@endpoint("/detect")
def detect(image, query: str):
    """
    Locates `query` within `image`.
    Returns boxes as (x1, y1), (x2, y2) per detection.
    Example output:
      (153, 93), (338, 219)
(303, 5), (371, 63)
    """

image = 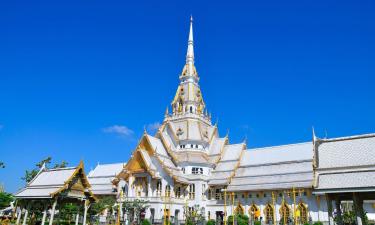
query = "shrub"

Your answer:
(313, 221), (323, 225)
(254, 221), (261, 225)
(227, 215), (234, 225)
(237, 214), (249, 225)
(304, 223), (310, 225)
(142, 219), (151, 225)
(186, 219), (194, 225)
(207, 219), (216, 225)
